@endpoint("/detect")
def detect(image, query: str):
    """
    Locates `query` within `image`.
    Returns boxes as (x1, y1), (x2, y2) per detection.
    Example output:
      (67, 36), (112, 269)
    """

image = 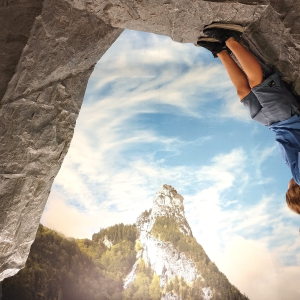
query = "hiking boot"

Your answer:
(197, 37), (231, 58)
(203, 23), (244, 43)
